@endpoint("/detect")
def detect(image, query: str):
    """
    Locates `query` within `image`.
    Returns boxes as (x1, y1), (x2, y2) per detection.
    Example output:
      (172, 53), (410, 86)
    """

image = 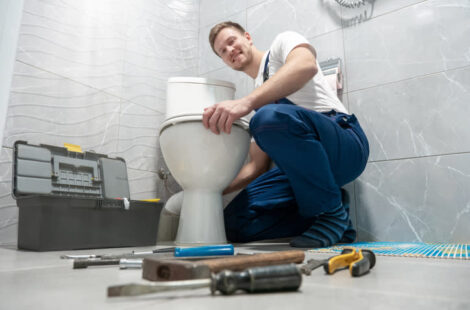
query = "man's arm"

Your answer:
(245, 44), (318, 111)
(203, 44), (318, 134)
(223, 141), (271, 195)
